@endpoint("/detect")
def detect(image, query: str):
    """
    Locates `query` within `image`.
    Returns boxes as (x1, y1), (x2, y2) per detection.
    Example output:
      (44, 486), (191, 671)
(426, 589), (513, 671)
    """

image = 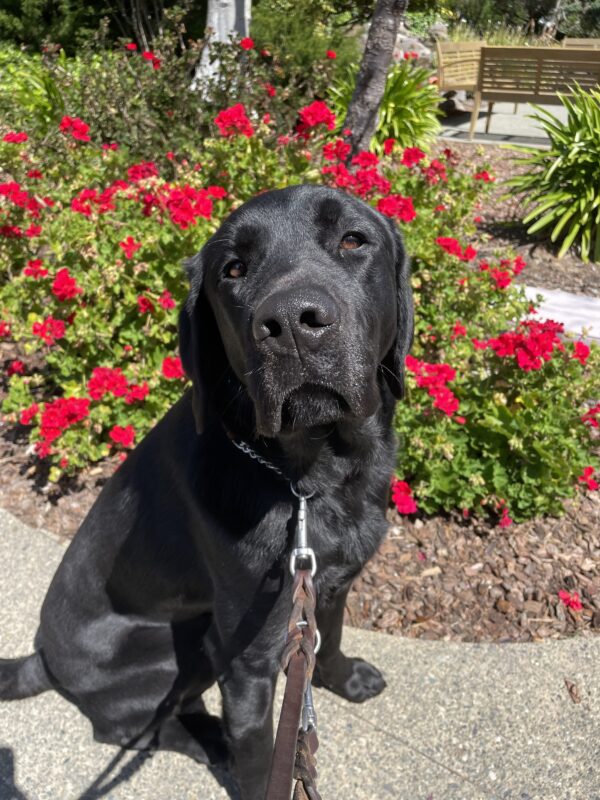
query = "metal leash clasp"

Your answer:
(289, 484), (317, 577)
